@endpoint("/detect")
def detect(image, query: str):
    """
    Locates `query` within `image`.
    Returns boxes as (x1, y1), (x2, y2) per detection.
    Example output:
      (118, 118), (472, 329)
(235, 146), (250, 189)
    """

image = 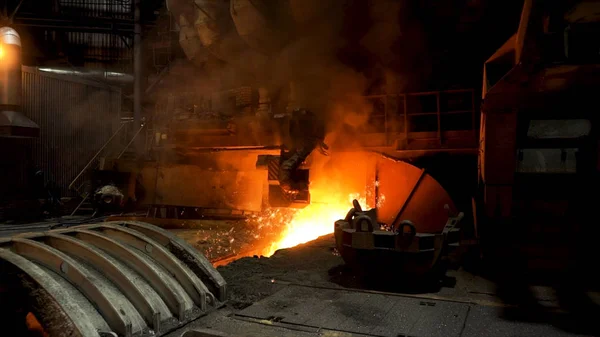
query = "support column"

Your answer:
(133, 0), (142, 154)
